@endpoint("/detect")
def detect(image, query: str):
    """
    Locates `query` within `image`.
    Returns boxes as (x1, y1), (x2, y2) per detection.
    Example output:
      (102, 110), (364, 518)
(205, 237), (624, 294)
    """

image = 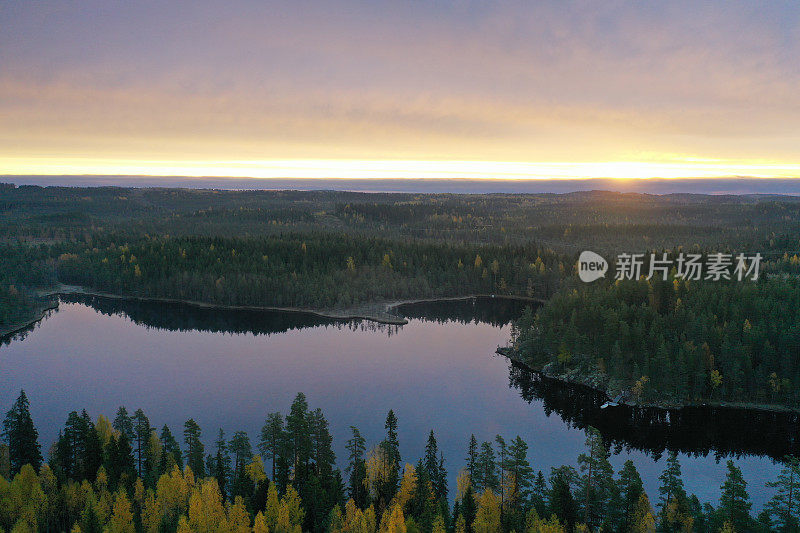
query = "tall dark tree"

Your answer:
(105, 432), (135, 492)
(766, 456), (800, 532)
(506, 436), (534, 512)
(719, 460), (752, 533)
(475, 441), (498, 493)
(132, 408), (151, 478)
(495, 435), (507, 513)
(229, 430), (253, 498)
(424, 430), (447, 501)
(183, 418), (205, 478)
(576, 428), (616, 530)
(81, 410), (103, 482)
(548, 466), (577, 532)
(112, 406), (134, 442)
(531, 471), (548, 517)
(409, 458), (437, 532)
(378, 409), (401, 505)
(657, 451), (689, 532)
(258, 412), (285, 482)
(286, 392), (312, 481)
(208, 429), (231, 499)
(618, 460), (644, 531)
(309, 408), (335, 479)
(345, 426), (368, 507)
(2, 390), (42, 475)
(466, 434), (478, 484)
(159, 424), (183, 472)
(53, 411), (84, 481)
